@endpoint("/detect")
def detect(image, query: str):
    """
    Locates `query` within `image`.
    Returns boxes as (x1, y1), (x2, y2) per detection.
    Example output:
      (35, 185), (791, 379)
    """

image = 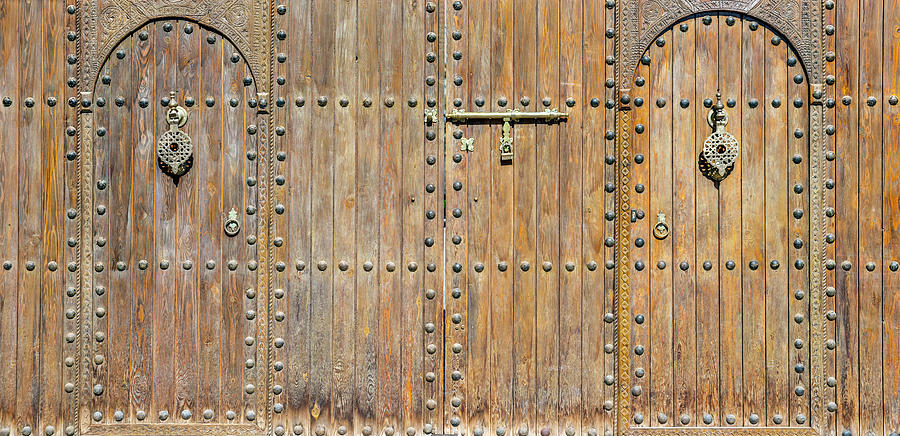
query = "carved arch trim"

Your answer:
(76, 0), (274, 96)
(617, 0), (823, 88)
